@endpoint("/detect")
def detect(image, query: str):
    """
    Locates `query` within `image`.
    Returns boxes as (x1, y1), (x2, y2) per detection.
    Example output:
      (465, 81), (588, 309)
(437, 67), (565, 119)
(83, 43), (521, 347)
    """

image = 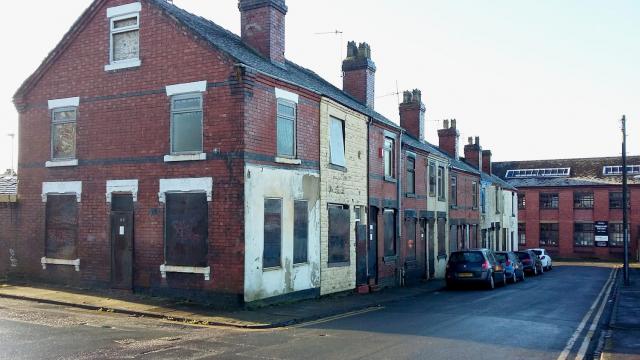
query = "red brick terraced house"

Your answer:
(10, 0), (401, 305)
(493, 157), (640, 261)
